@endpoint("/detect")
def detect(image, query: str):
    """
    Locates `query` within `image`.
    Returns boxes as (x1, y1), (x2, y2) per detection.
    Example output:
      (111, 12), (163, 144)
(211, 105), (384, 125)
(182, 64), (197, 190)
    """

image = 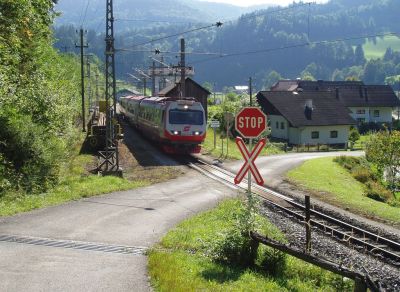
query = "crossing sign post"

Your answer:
(234, 107), (267, 200)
